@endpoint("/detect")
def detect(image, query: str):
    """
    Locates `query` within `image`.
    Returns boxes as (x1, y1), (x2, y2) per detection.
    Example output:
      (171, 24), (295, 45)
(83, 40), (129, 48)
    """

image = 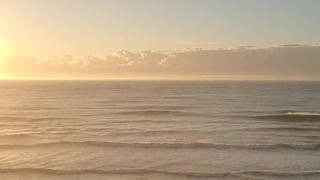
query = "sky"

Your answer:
(0, 0), (319, 79)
